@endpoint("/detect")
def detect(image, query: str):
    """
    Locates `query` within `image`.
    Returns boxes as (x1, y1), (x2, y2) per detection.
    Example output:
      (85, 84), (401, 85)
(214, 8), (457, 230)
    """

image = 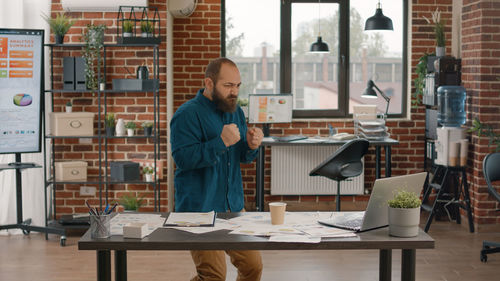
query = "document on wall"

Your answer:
(163, 211), (216, 227)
